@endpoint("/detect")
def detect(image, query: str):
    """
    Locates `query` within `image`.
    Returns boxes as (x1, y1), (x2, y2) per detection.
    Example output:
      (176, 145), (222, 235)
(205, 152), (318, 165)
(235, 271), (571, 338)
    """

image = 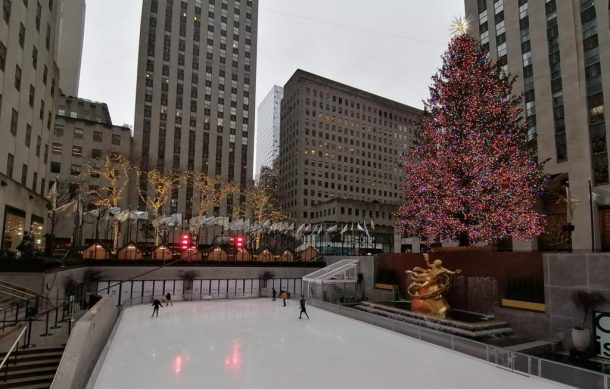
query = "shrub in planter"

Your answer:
(571, 291), (607, 351)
